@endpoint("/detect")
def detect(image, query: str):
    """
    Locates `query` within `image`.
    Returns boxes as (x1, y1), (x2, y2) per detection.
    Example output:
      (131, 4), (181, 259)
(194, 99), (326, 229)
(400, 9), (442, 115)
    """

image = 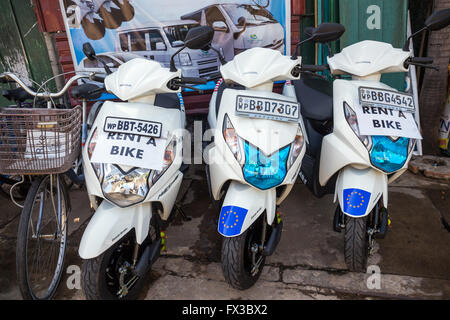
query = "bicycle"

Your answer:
(0, 71), (95, 299)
